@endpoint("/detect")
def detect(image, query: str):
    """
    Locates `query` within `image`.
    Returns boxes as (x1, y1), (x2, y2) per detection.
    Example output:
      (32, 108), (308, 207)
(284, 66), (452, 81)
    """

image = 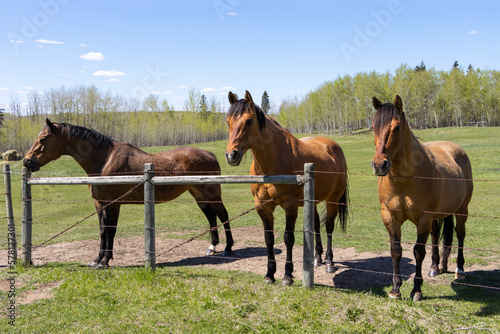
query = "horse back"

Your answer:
(299, 136), (347, 173)
(424, 141), (472, 180)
